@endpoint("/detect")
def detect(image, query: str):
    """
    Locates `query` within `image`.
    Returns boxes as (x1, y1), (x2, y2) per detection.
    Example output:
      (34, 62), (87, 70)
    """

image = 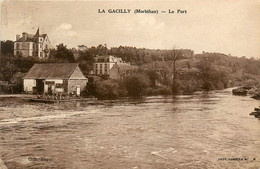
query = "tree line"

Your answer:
(1, 40), (260, 97)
